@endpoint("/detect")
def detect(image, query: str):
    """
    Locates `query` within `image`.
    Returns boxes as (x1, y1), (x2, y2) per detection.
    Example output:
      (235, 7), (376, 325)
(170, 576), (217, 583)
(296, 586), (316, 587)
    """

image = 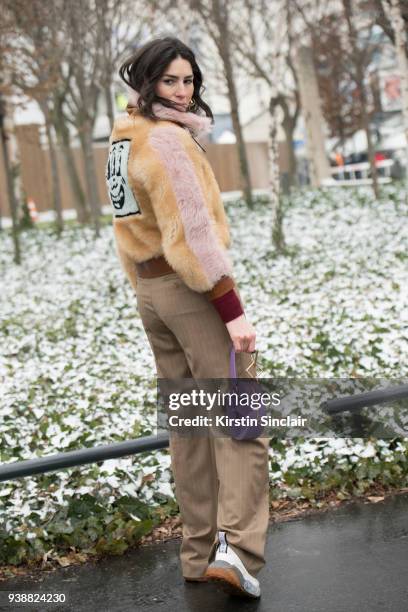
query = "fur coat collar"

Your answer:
(126, 87), (213, 139)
